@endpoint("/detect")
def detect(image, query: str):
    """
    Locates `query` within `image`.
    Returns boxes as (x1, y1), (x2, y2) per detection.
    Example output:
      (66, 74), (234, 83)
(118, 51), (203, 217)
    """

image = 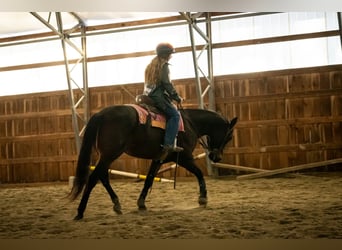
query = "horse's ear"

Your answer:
(230, 117), (238, 128)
